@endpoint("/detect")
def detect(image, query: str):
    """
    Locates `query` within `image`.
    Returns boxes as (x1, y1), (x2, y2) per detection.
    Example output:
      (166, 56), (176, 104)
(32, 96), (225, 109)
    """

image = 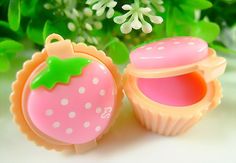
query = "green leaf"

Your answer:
(0, 55), (10, 72)
(175, 5), (195, 23)
(190, 21), (220, 43)
(21, 0), (38, 16)
(27, 20), (44, 45)
(106, 38), (129, 64)
(165, 1), (175, 37)
(210, 43), (236, 55)
(153, 23), (166, 39)
(180, 0), (212, 10)
(0, 21), (14, 36)
(0, 20), (23, 39)
(0, 21), (9, 29)
(8, 0), (21, 31)
(0, 40), (23, 54)
(0, 0), (9, 5)
(31, 56), (91, 90)
(169, 6), (195, 36)
(43, 20), (76, 41)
